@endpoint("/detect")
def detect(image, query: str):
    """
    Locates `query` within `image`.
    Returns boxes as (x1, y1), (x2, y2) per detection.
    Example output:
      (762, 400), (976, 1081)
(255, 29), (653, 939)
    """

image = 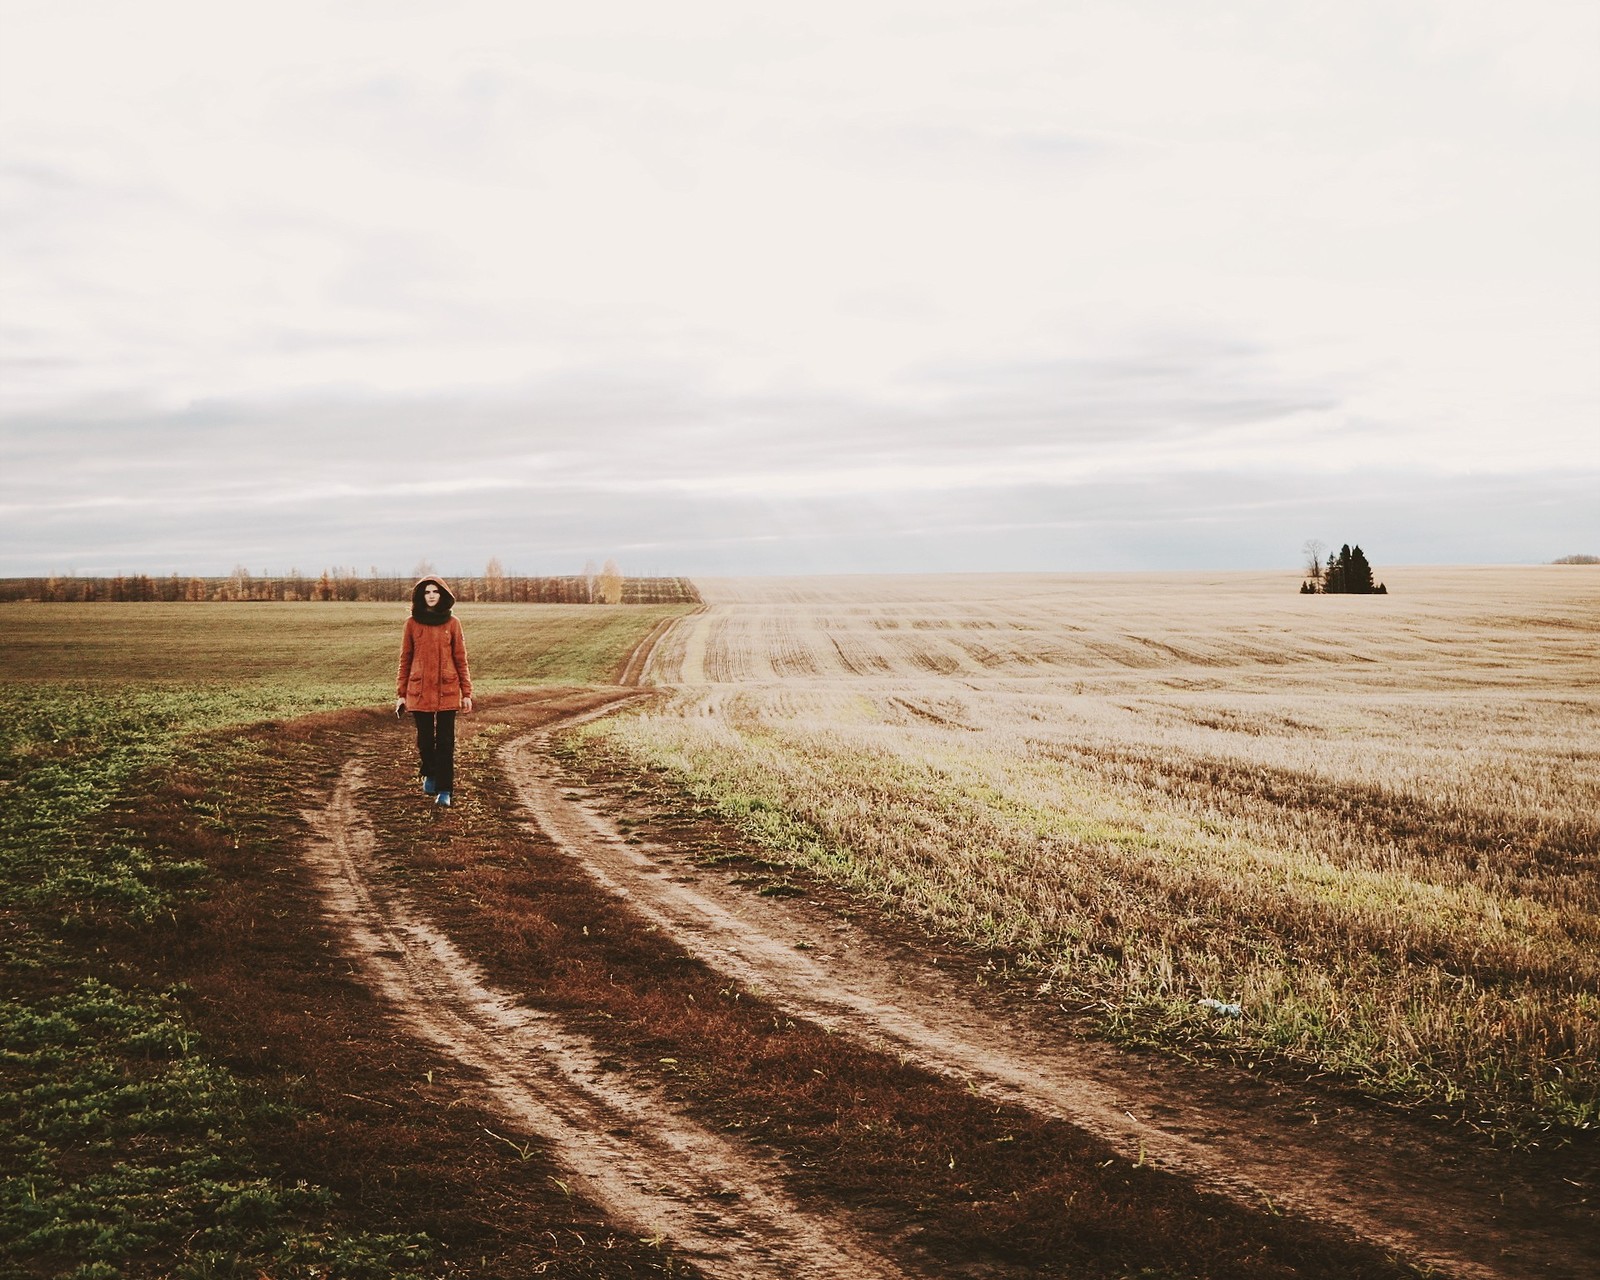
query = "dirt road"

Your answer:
(301, 761), (917, 1280)
(294, 641), (1593, 1277)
